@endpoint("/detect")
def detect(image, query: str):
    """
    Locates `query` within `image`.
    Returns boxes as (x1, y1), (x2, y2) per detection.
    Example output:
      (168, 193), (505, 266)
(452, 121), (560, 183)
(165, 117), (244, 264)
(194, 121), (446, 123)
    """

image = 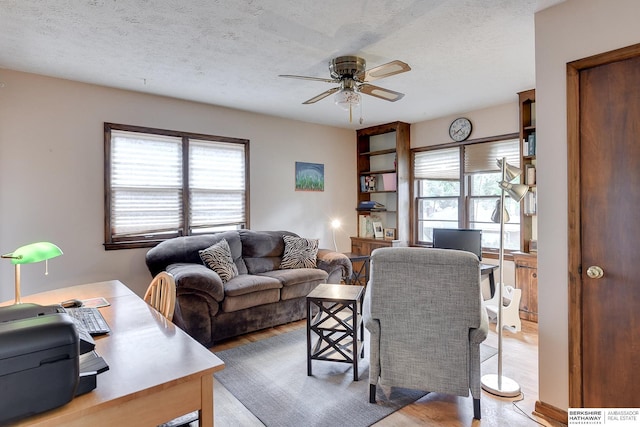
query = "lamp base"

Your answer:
(481, 374), (521, 398)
